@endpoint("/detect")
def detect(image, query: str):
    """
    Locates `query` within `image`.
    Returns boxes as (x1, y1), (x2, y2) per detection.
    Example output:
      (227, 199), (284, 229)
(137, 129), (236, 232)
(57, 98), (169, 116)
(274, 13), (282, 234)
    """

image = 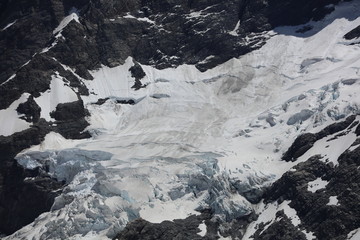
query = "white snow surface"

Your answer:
(302, 230), (317, 240)
(0, 93), (31, 136)
(0, 74), (16, 86)
(347, 228), (360, 240)
(197, 221), (207, 237)
(307, 178), (329, 193)
(7, 1), (360, 239)
(1, 19), (17, 31)
(53, 9), (80, 34)
(229, 20), (240, 36)
(327, 196), (340, 206)
(34, 73), (78, 121)
(242, 200), (302, 239)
